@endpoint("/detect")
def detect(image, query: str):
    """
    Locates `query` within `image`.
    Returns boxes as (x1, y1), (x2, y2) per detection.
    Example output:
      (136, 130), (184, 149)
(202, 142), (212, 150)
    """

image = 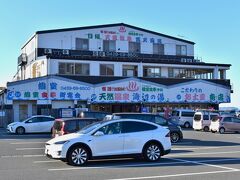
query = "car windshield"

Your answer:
(112, 115), (121, 120)
(20, 117), (31, 122)
(167, 118), (178, 126)
(211, 116), (220, 122)
(78, 121), (105, 134)
(172, 111), (179, 116)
